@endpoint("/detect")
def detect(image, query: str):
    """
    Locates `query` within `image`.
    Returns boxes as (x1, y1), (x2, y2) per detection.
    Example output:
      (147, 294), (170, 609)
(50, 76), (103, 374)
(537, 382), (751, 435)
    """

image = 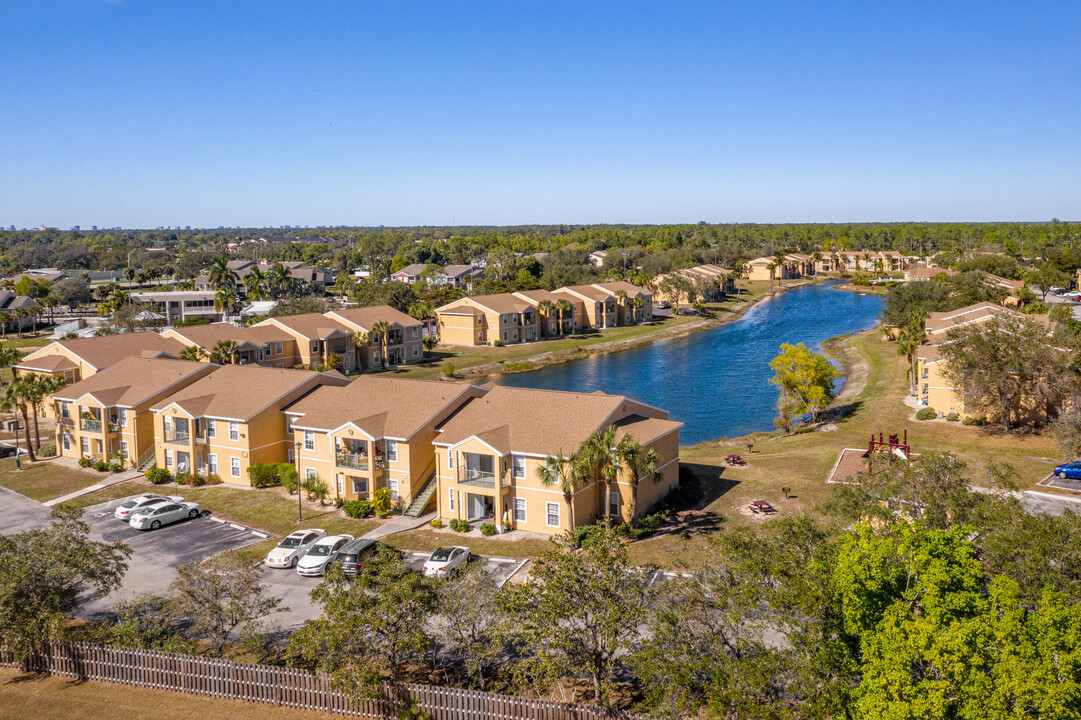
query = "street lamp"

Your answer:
(295, 441), (302, 522)
(12, 418), (20, 470)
